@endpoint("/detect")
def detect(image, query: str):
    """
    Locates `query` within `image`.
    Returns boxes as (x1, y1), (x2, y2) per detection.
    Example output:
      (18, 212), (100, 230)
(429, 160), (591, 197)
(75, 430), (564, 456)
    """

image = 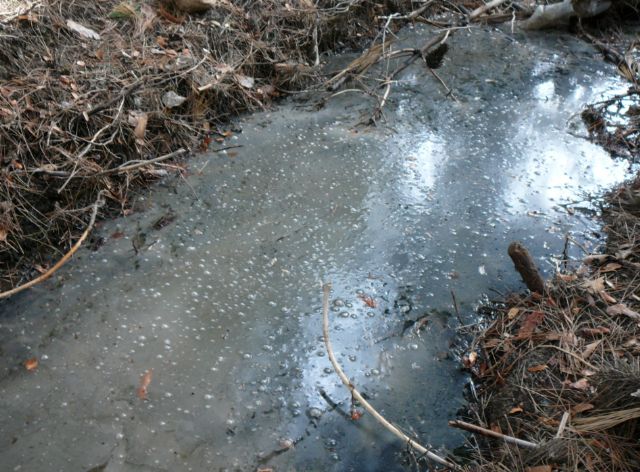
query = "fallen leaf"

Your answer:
(600, 262), (622, 273)
(583, 254), (608, 265)
(581, 340), (601, 360)
(134, 113), (148, 142)
(235, 74), (255, 89)
(162, 91), (187, 108)
(490, 423), (502, 434)
(66, 19), (101, 40)
(568, 378), (590, 390)
(357, 293), (376, 308)
(199, 135), (212, 152)
(623, 337), (638, 348)
(137, 368), (153, 400)
(462, 351), (478, 368)
(507, 307), (519, 319)
(527, 364), (548, 373)
(111, 230), (125, 240)
(580, 326), (610, 336)
(582, 277), (605, 294)
(560, 332), (578, 346)
(525, 466), (552, 472)
(24, 357), (38, 371)
(571, 403), (594, 414)
(509, 406), (523, 414)
(557, 273), (577, 282)
(607, 304), (640, 321)
(517, 311), (544, 339)
(600, 290), (617, 304)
